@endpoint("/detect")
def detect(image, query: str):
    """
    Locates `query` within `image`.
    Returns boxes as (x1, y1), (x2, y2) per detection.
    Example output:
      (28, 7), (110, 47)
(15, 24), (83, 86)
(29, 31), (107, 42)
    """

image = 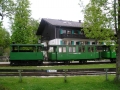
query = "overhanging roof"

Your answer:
(36, 18), (83, 35)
